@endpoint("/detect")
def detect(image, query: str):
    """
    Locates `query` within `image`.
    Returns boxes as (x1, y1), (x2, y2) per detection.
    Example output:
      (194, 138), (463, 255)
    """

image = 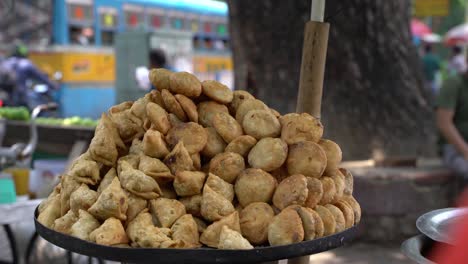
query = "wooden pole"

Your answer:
(291, 2), (329, 263)
(296, 0), (329, 118)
